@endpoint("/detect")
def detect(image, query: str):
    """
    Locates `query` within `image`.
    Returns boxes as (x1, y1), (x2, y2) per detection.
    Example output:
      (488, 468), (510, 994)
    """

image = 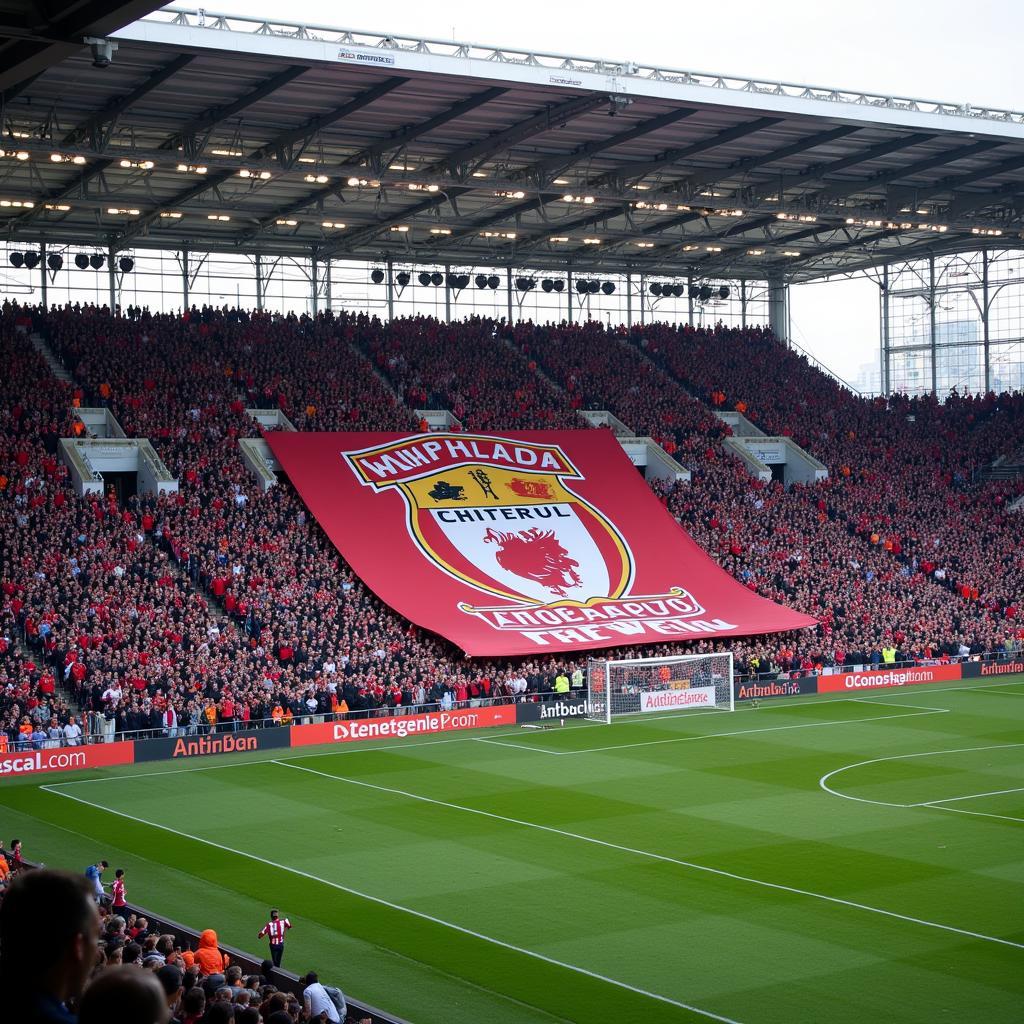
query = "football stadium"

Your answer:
(1, 2), (1023, 1022)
